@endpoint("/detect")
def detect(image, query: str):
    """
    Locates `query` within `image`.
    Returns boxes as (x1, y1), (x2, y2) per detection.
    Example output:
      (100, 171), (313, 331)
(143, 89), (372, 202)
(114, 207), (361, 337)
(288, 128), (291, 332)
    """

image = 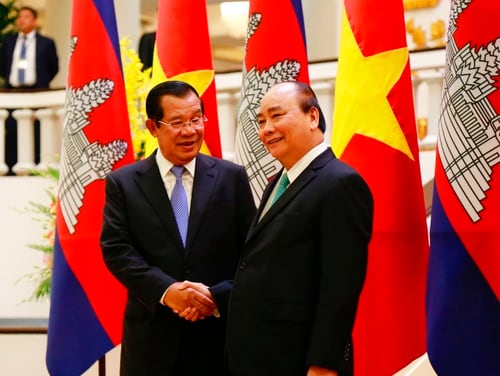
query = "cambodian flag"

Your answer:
(427, 0), (500, 374)
(46, 0), (134, 374)
(234, 0), (309, 204)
